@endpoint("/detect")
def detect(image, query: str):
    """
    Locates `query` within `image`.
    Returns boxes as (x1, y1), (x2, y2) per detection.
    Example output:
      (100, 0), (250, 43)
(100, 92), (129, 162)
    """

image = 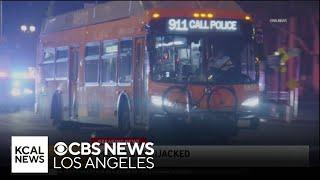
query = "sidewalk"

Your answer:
(258, 101), (319, 124)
